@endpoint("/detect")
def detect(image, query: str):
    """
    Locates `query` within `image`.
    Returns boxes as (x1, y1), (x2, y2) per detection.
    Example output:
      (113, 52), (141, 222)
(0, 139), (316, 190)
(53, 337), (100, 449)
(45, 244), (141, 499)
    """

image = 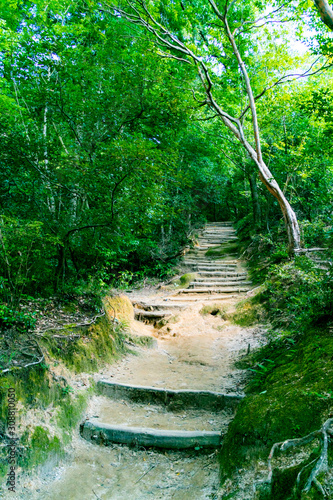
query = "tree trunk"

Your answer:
(248, 171), (261, 227)
(54, 244), (66, 291)
(113, 0), (302, 252)
(255, 161), (300, 253)
(314, 0), (333, 30)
